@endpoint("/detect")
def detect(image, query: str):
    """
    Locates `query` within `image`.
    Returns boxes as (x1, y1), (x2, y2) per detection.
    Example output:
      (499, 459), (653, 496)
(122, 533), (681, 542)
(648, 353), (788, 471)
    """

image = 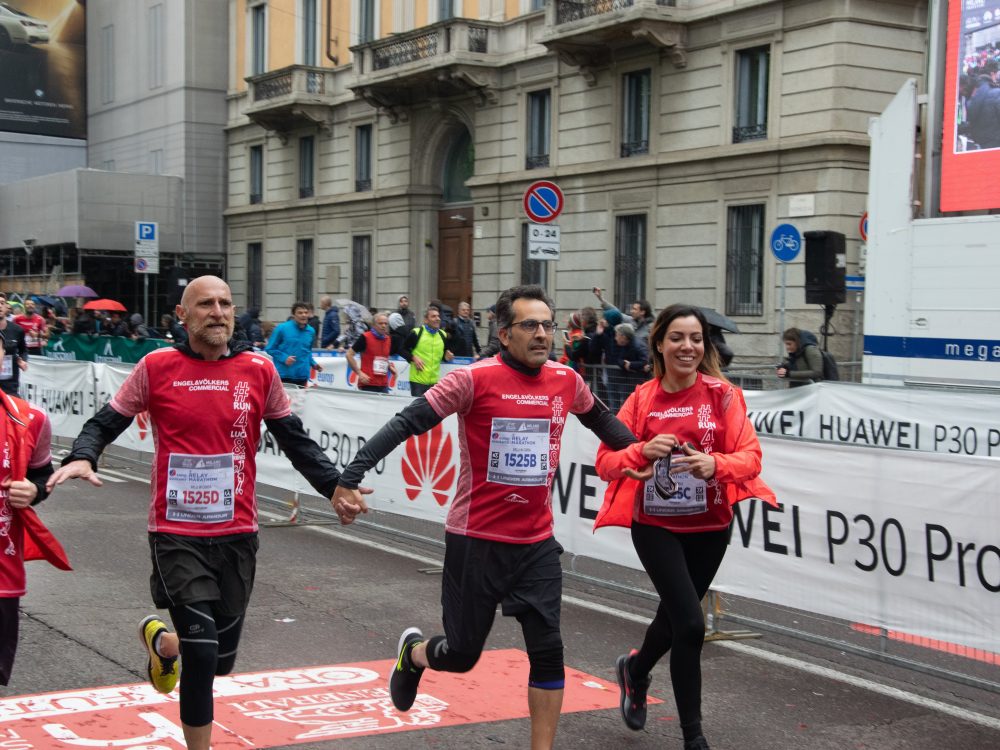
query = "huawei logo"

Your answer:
(401, 423), (456, 506)
(136, 411), (151, 441)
